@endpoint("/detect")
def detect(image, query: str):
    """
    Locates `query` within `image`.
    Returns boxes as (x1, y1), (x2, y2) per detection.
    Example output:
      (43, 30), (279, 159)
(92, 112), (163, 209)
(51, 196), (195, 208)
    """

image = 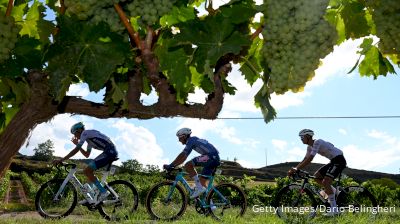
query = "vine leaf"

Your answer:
(173, 14), (250, 73)
(155, 38), (193, 103)
(339, 0), (371, 40)
(357, 39), (396, 79)
(254, 84), (276, 123)
(240, 37), (262, 86)
(160, 5), (196, 27)
(47, 16), (131, 100)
